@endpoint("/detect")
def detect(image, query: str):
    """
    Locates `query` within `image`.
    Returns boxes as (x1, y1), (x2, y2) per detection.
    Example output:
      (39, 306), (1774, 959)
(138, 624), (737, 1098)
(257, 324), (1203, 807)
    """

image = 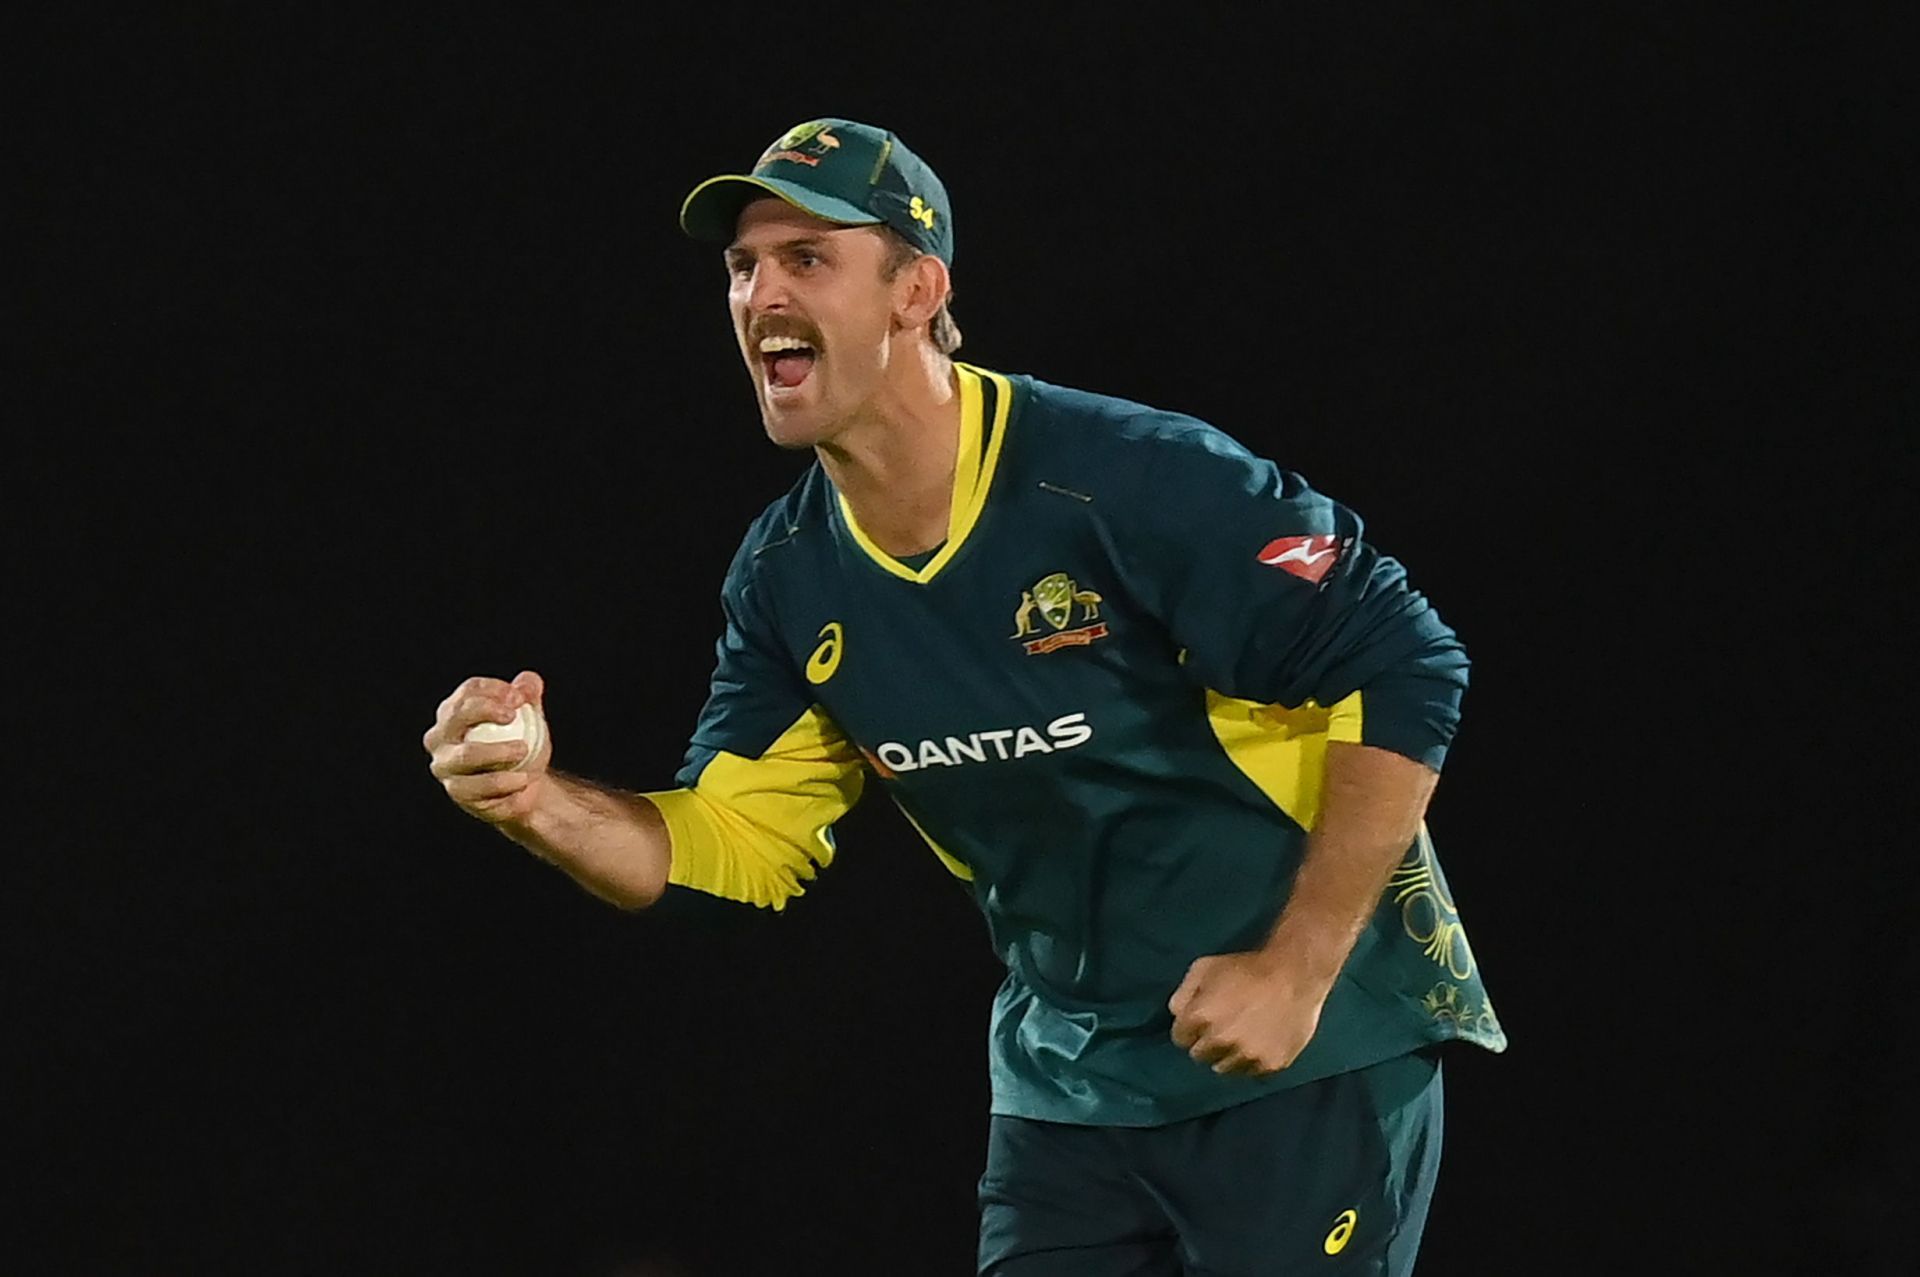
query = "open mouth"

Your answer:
(758, 334), (818, 392)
